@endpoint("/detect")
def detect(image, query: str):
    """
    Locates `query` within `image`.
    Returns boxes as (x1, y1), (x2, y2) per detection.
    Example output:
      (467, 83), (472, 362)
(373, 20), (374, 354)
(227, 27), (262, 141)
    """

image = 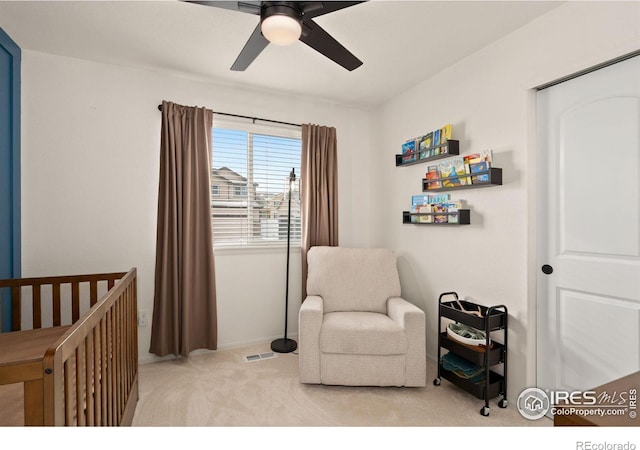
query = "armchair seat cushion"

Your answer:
(320, 312), (407, 356)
